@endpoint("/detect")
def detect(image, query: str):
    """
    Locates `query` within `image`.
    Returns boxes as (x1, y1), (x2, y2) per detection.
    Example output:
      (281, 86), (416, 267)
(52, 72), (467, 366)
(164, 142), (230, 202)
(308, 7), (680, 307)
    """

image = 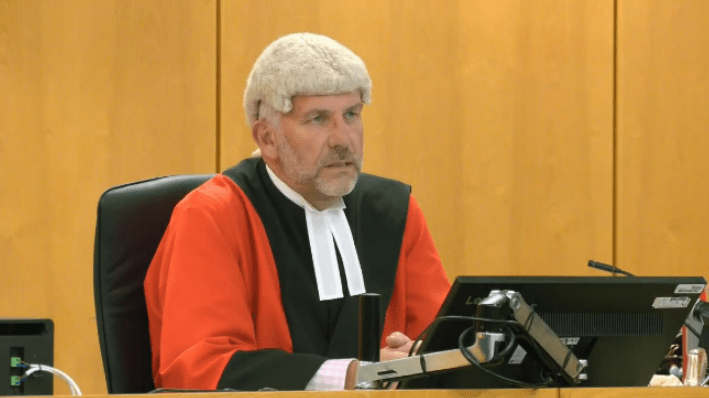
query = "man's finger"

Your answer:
(385, 331), (410, 348)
